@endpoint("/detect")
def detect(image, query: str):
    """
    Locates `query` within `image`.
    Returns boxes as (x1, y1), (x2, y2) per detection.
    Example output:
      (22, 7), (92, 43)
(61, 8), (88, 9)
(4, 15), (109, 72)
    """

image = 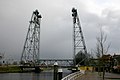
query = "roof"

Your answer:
(101, 54), (112, 60)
